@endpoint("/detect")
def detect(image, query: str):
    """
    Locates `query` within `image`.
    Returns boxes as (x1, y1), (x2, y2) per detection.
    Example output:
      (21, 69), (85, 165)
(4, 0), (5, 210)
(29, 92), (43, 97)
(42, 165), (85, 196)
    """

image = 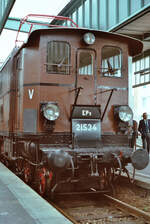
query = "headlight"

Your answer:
(83, 32), (95, 45)
(42, 103), (60, 121)
(118, 106), (133, 122)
